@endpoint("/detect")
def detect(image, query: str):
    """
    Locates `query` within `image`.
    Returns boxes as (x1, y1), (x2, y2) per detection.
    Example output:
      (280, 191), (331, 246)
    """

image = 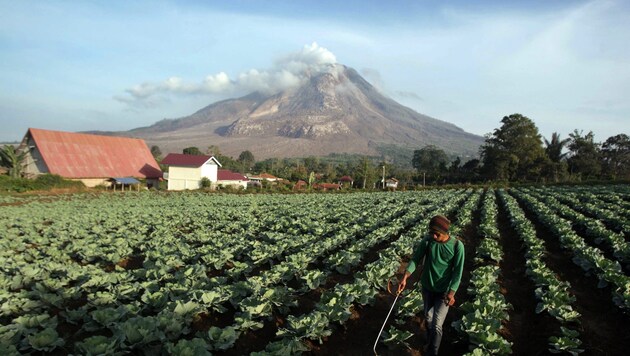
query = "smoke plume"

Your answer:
(115, 43), (338, 106)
